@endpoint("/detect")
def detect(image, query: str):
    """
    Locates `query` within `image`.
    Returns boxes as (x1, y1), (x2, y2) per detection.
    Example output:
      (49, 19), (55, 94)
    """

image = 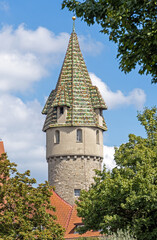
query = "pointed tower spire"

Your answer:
(42, 21), (107, 131)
